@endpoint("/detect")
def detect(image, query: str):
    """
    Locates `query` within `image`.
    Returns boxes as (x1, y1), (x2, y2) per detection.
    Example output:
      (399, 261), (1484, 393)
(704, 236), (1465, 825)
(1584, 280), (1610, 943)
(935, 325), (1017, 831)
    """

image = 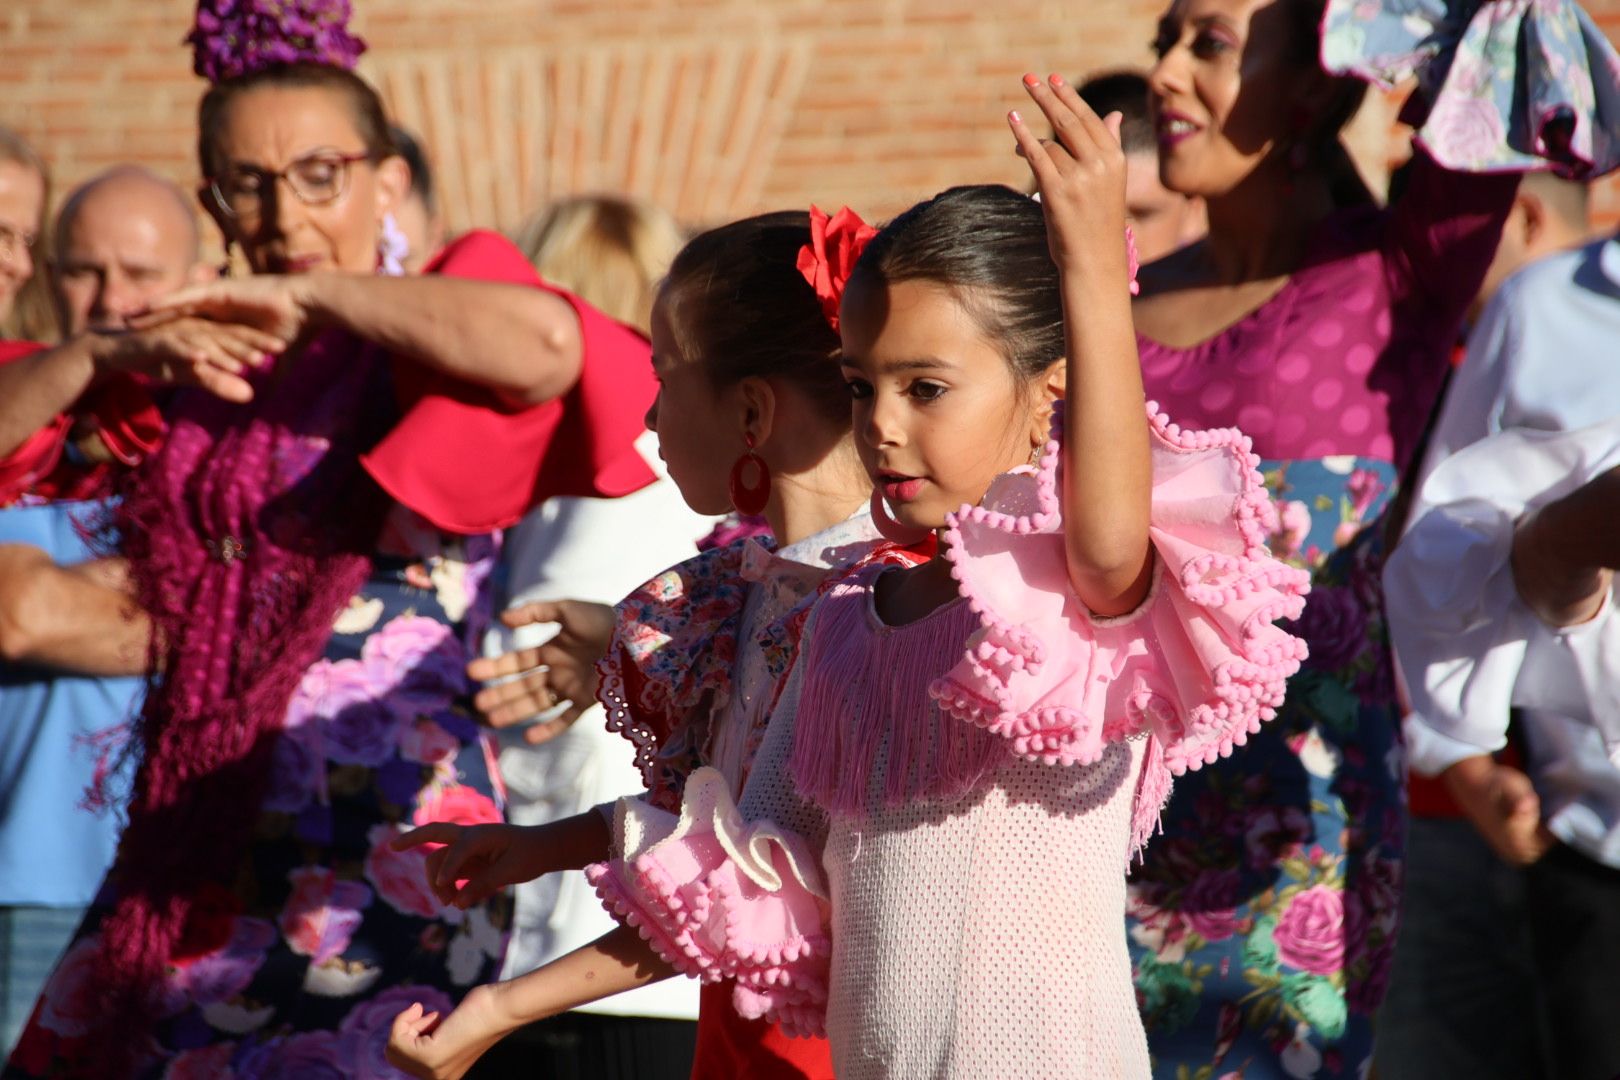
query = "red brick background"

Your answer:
(4, 0), (1618, 237)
